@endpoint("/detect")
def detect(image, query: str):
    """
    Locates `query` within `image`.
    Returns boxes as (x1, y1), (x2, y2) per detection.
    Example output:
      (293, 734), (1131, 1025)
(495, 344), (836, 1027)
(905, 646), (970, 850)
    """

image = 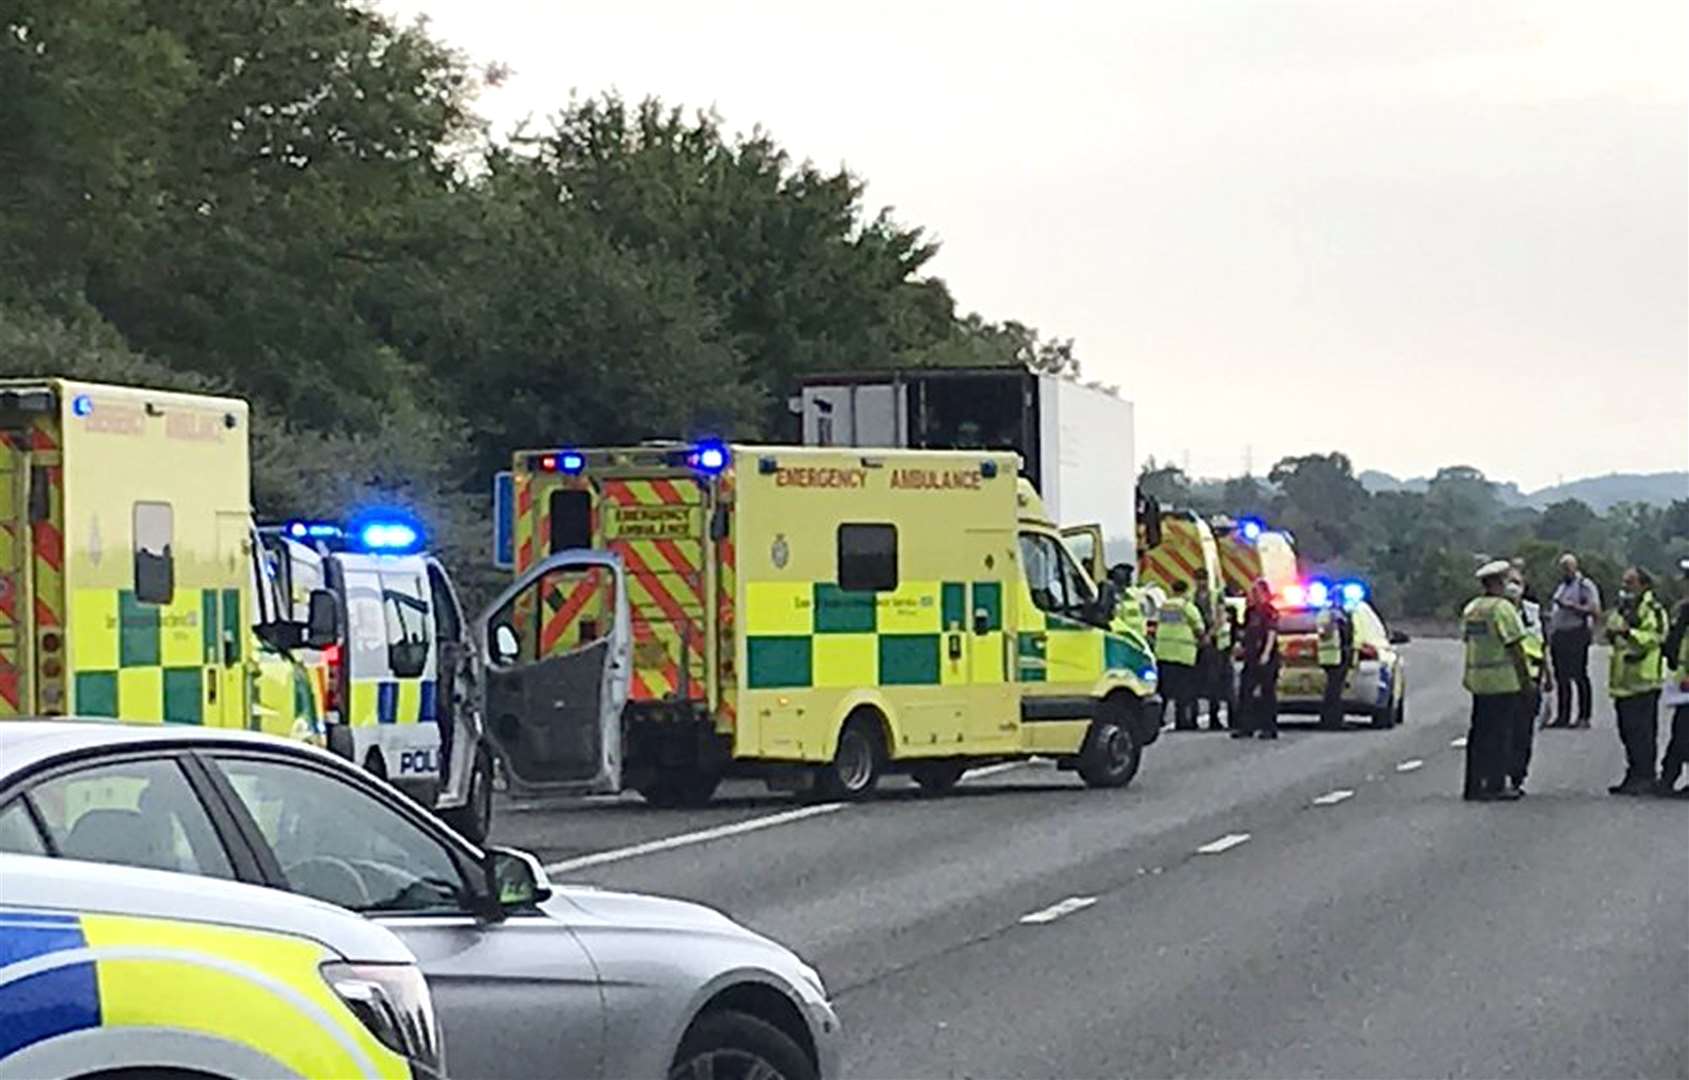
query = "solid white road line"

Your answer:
(1312, 789), (1355, 806)
(1451, 737), (1468, 748)
(1396, 759), (1425, 773)
(1196, 832), (1252, 855)
(1019, 896), (1099, 925)
(544, 803), (846, 874)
